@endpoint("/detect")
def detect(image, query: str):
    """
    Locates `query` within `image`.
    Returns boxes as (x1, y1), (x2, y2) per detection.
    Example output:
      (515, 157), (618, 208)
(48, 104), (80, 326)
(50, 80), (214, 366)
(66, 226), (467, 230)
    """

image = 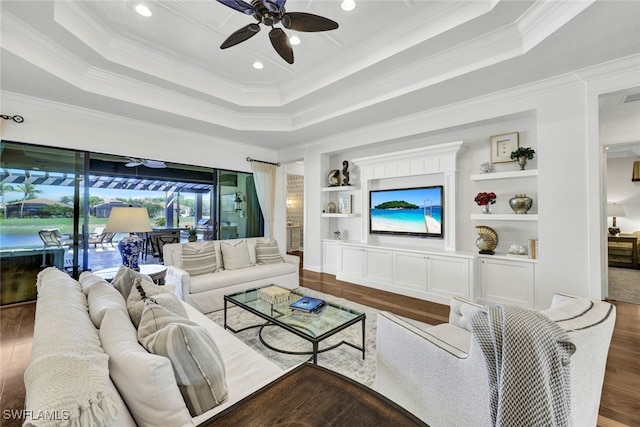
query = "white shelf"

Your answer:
(321, 185), (357, 192)
(470, 214), (538, 221)
(321, 213), (359, 218)
(470, 169), (538, 181)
